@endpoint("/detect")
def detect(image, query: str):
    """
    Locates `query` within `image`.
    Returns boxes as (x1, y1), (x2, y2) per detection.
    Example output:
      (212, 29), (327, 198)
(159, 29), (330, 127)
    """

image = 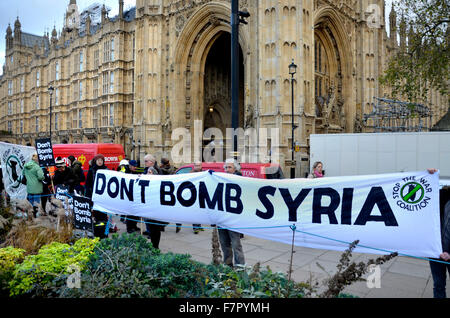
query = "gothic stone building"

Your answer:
(0, 0), (448, 176)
